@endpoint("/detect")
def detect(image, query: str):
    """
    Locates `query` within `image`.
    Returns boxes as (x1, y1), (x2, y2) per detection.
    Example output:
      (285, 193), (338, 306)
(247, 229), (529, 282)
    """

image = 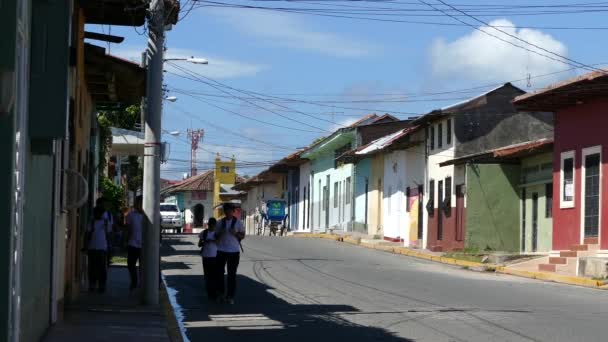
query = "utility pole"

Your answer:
(187, 128), (204, 176)
(142, 0), (165, 305)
